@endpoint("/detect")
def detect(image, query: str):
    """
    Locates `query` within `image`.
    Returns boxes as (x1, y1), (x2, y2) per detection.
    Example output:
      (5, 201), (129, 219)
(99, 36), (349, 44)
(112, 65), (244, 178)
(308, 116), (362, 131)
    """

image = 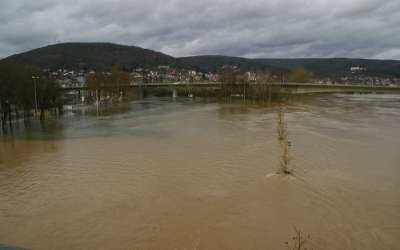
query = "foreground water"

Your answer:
(0, 94), (399, 250)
